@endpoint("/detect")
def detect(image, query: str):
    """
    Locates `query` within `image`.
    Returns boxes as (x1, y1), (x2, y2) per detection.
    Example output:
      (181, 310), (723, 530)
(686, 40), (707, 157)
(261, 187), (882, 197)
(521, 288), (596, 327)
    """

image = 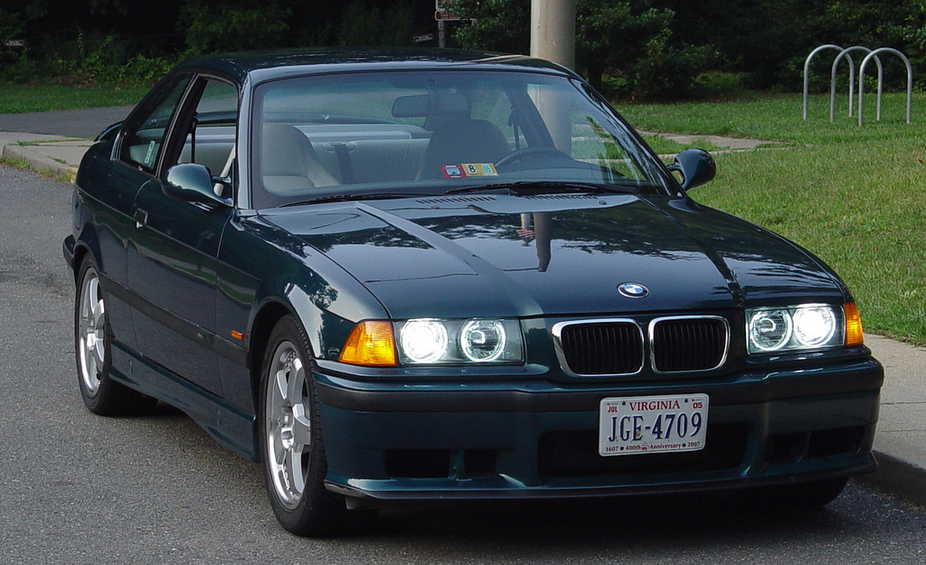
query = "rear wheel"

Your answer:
(74, 257), (155, 416)
(260, 314), (371, 536)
